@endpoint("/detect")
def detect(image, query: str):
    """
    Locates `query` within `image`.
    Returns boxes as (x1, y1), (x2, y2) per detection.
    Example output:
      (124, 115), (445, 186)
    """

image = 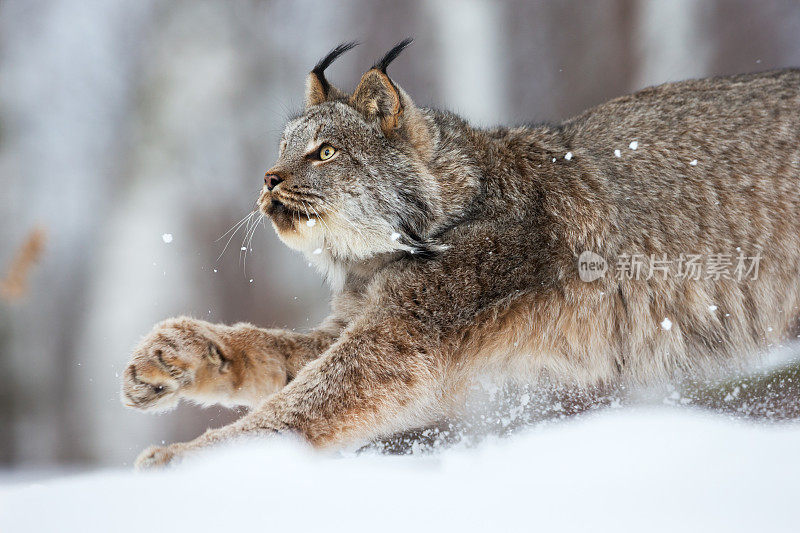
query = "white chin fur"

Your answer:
(272, 214), (408, 261)
(271, 214), (412, 291)
(271, 217), (322, 254)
